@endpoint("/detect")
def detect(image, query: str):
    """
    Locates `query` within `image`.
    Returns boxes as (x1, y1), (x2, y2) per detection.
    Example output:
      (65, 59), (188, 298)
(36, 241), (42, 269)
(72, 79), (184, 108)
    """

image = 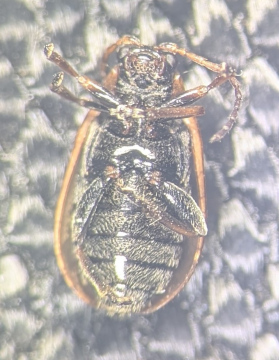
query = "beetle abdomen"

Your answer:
(74, 177), (184, 314)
